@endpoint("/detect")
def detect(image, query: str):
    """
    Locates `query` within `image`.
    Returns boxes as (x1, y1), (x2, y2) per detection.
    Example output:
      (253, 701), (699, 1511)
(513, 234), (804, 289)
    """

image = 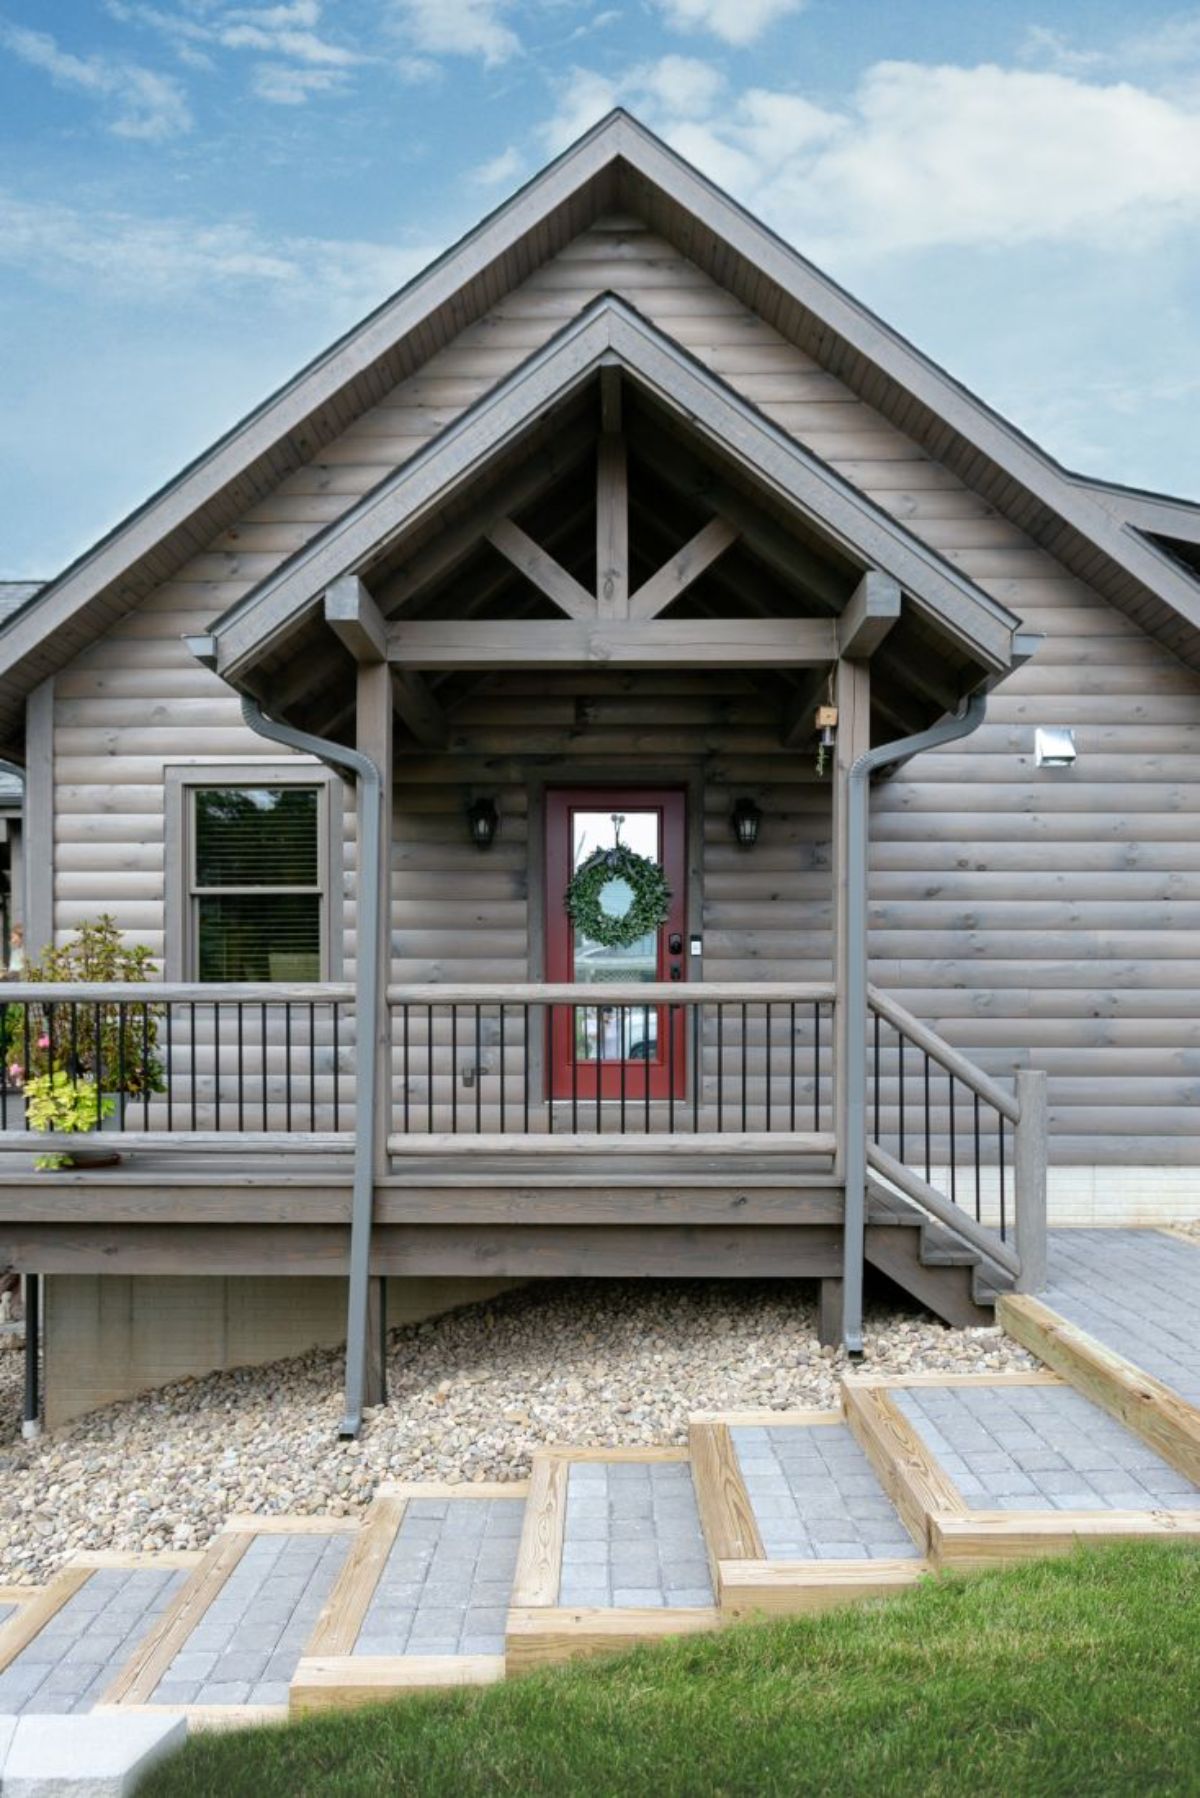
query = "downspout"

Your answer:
(841, 691), (989, 1354)
(237, 694), (381, 1439)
